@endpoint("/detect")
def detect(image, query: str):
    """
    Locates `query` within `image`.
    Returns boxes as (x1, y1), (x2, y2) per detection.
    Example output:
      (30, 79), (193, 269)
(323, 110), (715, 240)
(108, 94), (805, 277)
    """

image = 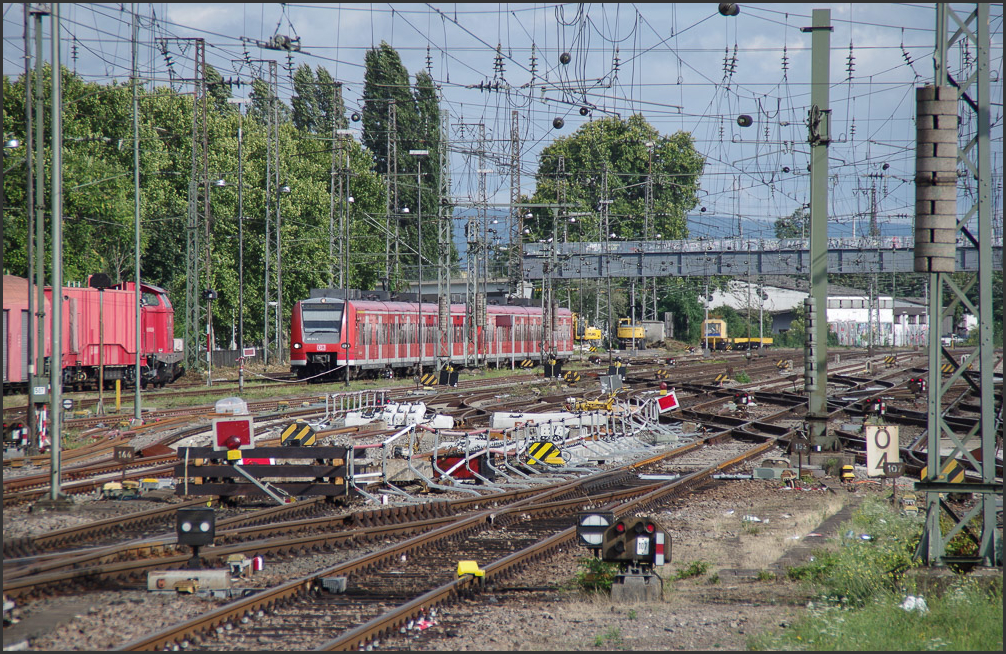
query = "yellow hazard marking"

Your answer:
(281, 420), (316, 446)
(920, 459), (965, 483)
(526, 441), (565, 466)
(420, 373), (438, 386)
